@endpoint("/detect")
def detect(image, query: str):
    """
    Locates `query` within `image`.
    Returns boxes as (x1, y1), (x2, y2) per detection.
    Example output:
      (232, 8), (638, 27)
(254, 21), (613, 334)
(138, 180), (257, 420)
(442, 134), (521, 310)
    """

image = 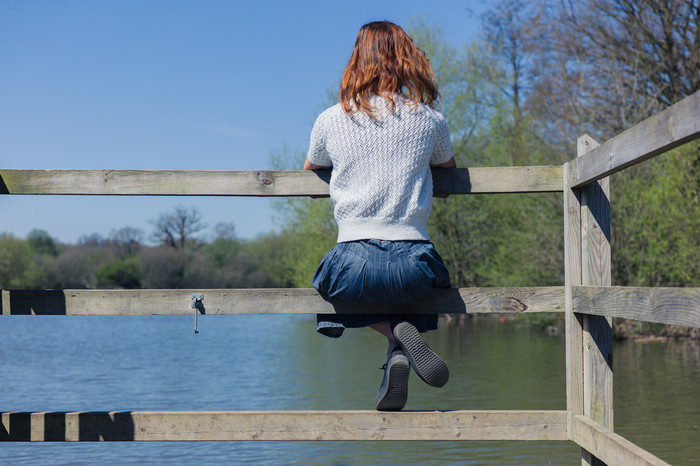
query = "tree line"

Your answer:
(0, 205), (293, 290)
